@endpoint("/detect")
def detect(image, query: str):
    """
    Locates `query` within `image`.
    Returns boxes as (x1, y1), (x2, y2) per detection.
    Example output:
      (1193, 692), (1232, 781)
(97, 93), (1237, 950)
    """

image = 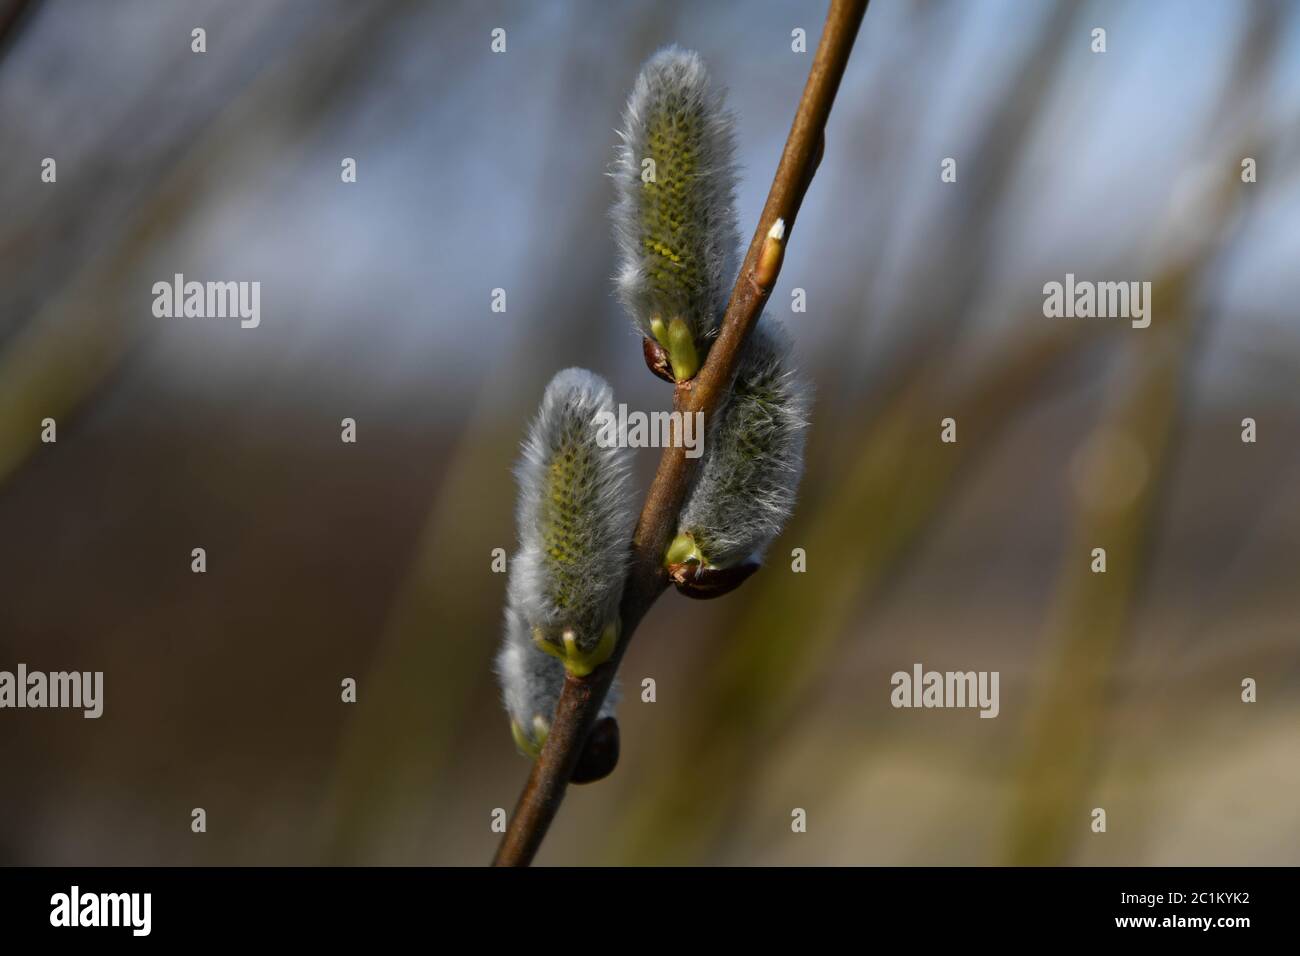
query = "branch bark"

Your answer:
(492, 0), (869, 867)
